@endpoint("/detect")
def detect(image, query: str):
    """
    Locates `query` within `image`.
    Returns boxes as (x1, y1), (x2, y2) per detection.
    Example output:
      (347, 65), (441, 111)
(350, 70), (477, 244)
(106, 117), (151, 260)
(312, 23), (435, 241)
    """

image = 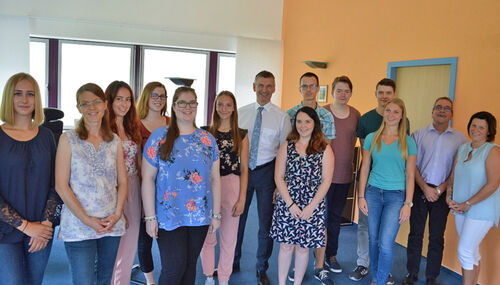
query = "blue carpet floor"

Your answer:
(43, 196), (462, 284)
